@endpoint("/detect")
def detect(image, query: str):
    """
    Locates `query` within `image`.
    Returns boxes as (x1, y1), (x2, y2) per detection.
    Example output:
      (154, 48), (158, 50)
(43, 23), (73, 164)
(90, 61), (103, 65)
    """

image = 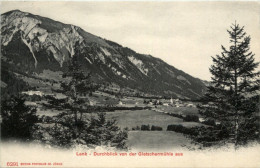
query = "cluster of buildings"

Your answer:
(21, 90), (197, 109)
(140, 97), (197, 108)
(160, 98), (196, 108)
